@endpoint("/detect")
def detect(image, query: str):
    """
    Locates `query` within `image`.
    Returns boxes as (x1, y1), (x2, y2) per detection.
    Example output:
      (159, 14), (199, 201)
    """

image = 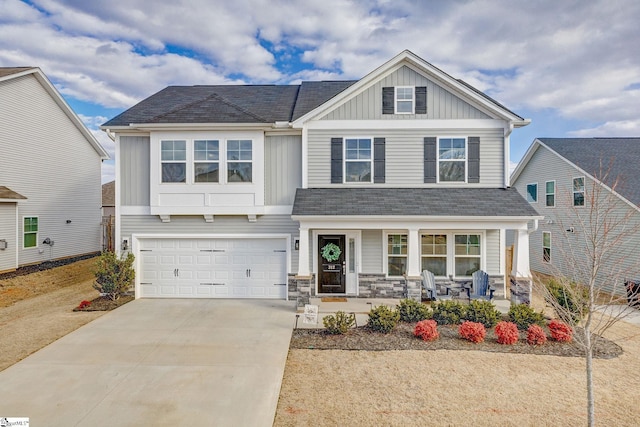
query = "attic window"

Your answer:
(395, 87), (414, 114)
